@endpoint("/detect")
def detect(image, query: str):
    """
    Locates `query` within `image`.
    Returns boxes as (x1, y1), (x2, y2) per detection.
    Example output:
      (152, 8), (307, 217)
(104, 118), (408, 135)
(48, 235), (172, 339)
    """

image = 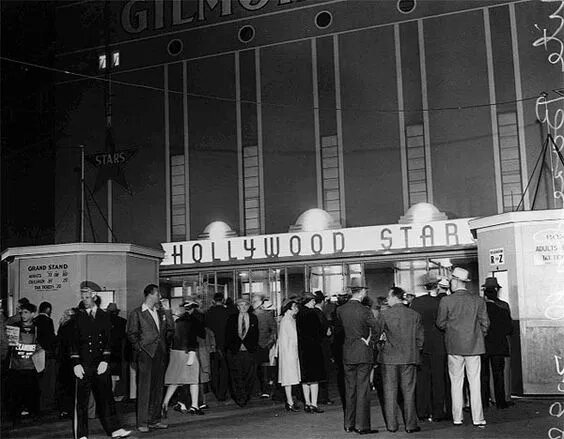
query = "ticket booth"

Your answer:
(470, 209), (564, 395)
(1, 243), (164, 328)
